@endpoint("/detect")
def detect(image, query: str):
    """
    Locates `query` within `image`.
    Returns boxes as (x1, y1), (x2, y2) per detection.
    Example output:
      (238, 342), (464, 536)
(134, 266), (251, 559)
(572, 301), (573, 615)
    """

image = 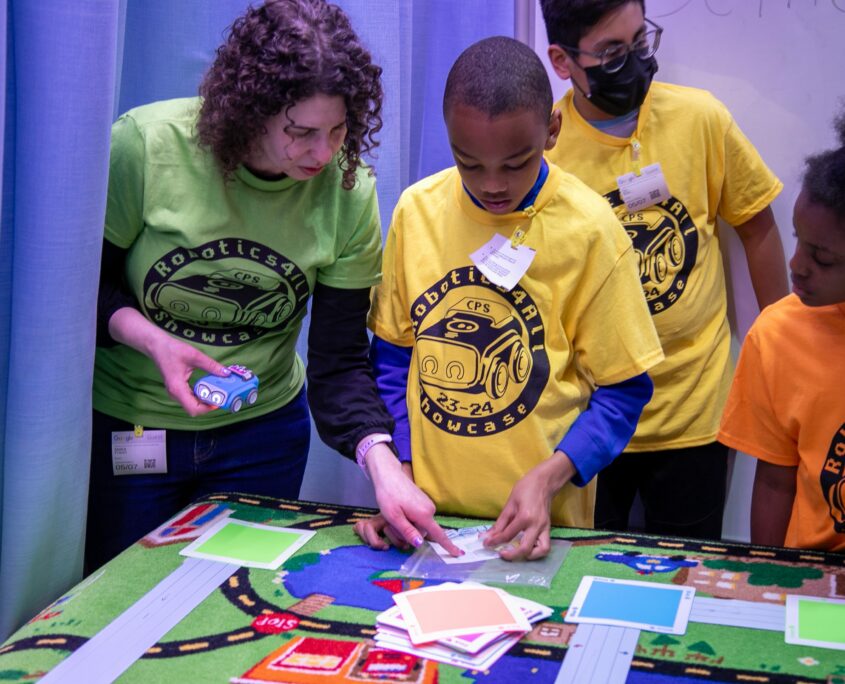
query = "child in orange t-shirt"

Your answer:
(718, 110), (845, 551)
